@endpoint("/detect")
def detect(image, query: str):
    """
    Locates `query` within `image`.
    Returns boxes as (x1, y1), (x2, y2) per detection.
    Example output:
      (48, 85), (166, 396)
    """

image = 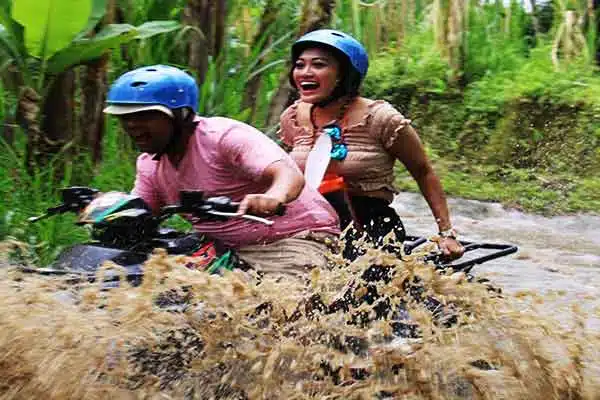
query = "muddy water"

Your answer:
(392, 191), (600, 329)
(1, 194), (600, 398)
